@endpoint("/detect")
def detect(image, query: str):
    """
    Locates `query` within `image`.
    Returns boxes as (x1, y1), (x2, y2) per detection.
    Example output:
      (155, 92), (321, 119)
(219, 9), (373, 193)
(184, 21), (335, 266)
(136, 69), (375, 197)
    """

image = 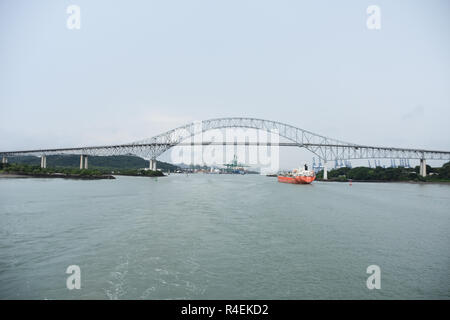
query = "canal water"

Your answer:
(0, 174), (449, 299)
